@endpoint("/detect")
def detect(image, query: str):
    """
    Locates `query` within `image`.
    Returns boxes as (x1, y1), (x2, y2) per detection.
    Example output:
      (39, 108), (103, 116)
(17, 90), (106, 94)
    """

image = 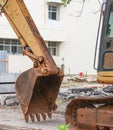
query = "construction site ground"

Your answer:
(0, 74), (109, 130)
(0, 106), (65, 130)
